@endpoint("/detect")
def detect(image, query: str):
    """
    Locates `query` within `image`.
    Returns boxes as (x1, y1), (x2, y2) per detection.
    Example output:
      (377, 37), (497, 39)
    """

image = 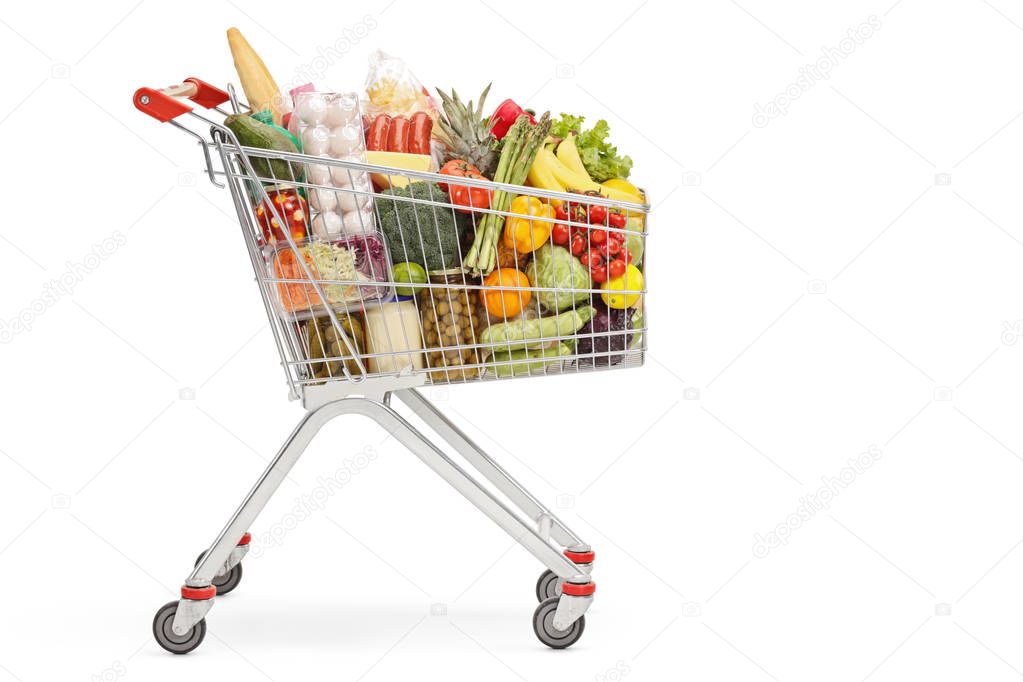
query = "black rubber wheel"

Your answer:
(535, 569), (562, 602)
(153, 600), (206, 654)
(533, 596), (585, 649)
(195, 551), (243, 596)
